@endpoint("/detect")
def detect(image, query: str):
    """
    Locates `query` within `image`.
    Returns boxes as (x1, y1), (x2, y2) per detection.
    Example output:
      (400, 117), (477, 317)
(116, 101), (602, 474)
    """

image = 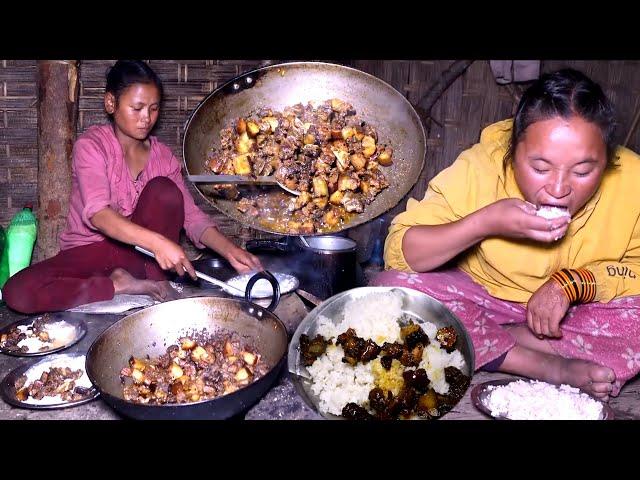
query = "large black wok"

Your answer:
(183, 61), (427, 235)
(85, 293), (287, 420)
